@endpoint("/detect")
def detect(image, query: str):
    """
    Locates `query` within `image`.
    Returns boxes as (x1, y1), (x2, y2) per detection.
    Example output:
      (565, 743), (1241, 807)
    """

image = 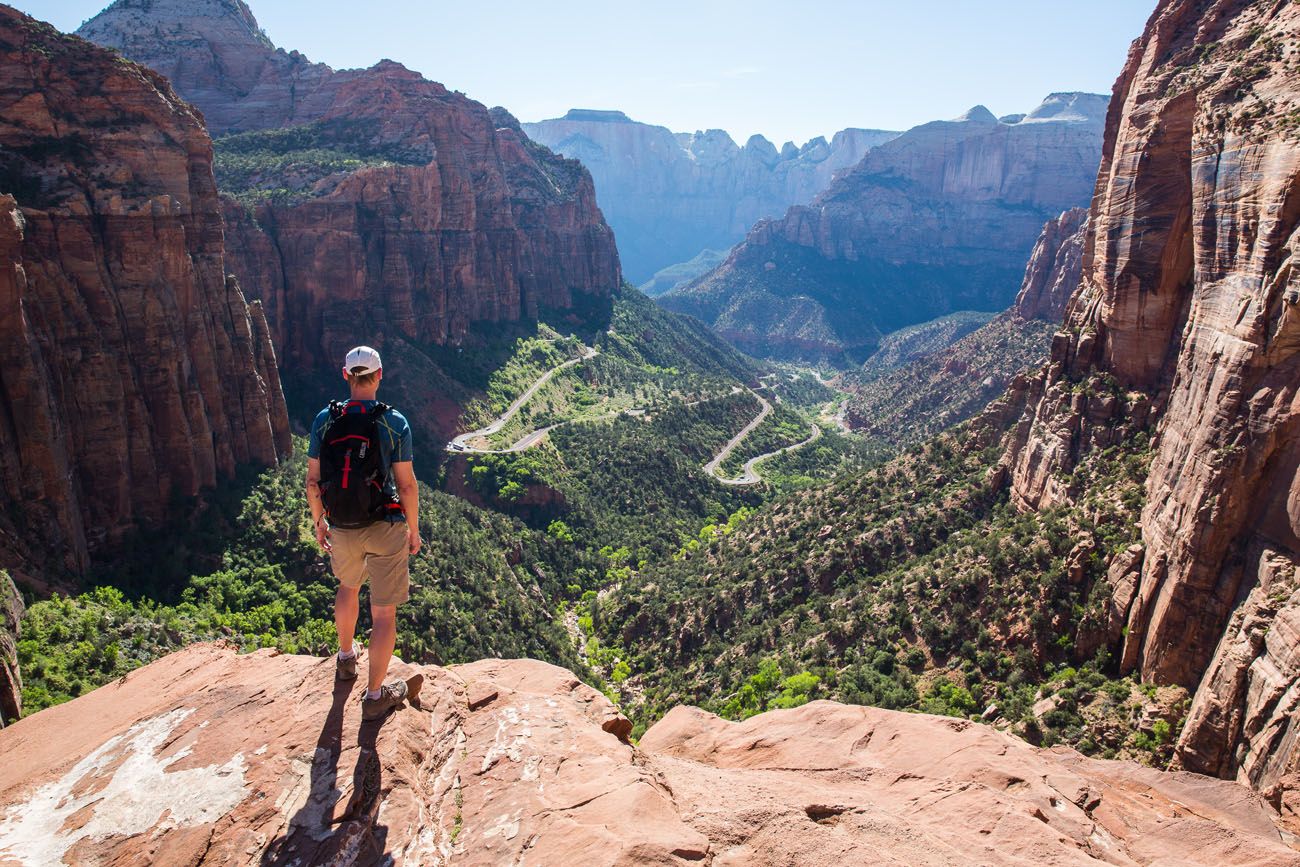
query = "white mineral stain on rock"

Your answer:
(482, 811), (521, 841)
(0, 708), (248, 865)
(480, 705), (533, 774)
